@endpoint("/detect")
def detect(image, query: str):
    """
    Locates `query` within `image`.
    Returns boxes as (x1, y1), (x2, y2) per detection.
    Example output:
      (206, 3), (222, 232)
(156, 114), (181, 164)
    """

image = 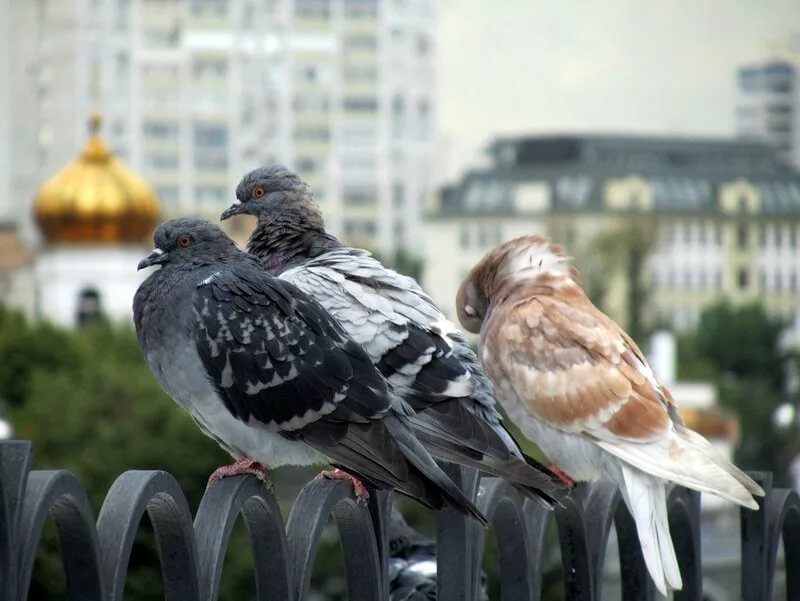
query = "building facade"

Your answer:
(7, 0), (436, 256)
(736, 60), (800, 169)
(423, 135), (800, 343)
